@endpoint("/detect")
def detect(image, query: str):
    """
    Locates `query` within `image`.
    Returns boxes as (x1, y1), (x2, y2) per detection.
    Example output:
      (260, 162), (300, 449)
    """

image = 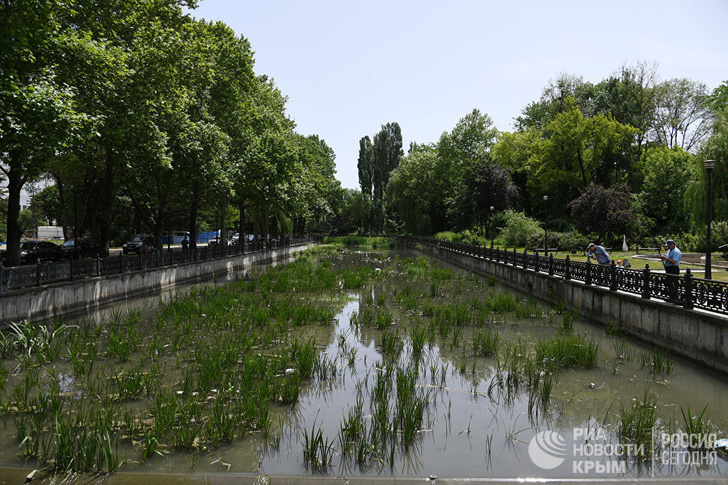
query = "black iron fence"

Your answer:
(405, 236), (728, 316)
(0, 236), (318, 294)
